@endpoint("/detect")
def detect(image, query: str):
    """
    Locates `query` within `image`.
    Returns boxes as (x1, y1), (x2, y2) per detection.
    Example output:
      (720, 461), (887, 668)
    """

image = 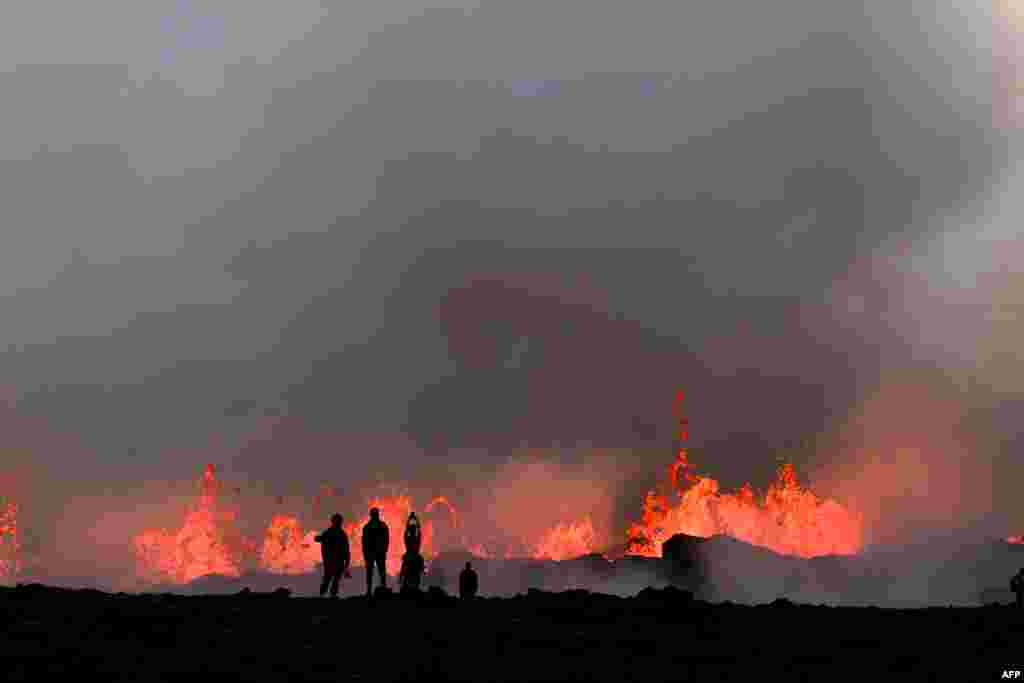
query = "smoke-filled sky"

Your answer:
(2, 0), (1023, 579)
